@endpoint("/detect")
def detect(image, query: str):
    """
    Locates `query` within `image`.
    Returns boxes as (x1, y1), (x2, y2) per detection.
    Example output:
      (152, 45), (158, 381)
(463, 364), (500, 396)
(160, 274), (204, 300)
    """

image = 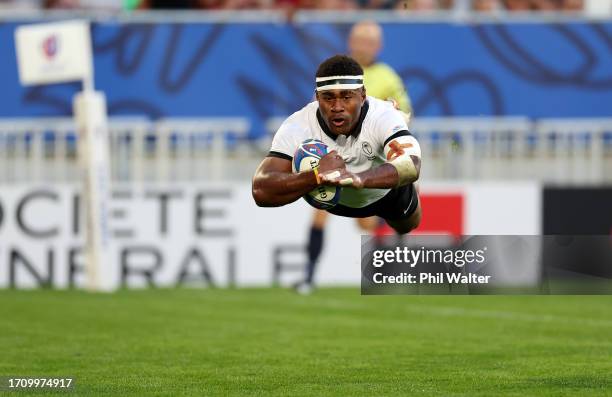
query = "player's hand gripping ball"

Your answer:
(292, 139), (341, 209)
